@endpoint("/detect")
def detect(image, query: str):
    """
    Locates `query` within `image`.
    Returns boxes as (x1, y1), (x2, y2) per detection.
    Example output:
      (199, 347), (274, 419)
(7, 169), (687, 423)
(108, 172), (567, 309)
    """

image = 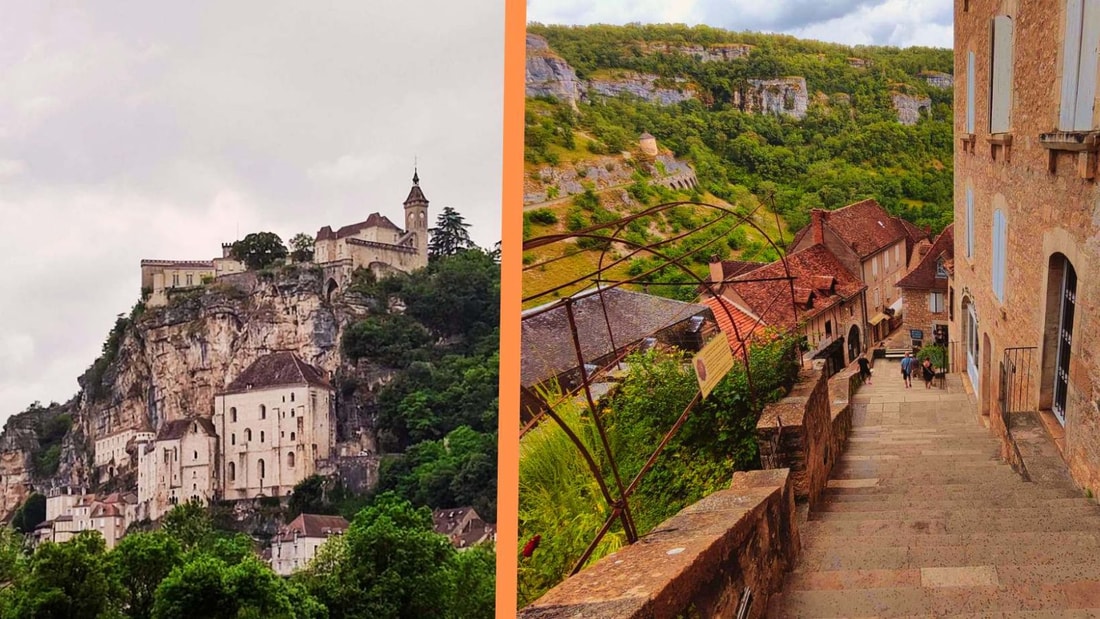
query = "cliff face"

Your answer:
(526, 33), (583, 107)
(639, 41), (753, 62)
(892, 93), (932, 125)
(0, 265), (380, 518)
(587, 72), (697, 106)
(739, 78), (809, 119)
(524, 153), (697, 206)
